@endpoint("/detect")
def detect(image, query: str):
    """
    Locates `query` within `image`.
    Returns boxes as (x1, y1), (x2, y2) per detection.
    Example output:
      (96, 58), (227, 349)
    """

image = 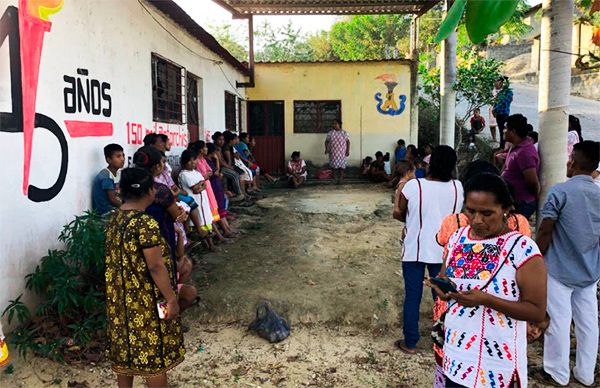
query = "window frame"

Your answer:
(293, 100), (342, 134)
(151, 53), (186, 124)
(225, 91), (237, 132)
